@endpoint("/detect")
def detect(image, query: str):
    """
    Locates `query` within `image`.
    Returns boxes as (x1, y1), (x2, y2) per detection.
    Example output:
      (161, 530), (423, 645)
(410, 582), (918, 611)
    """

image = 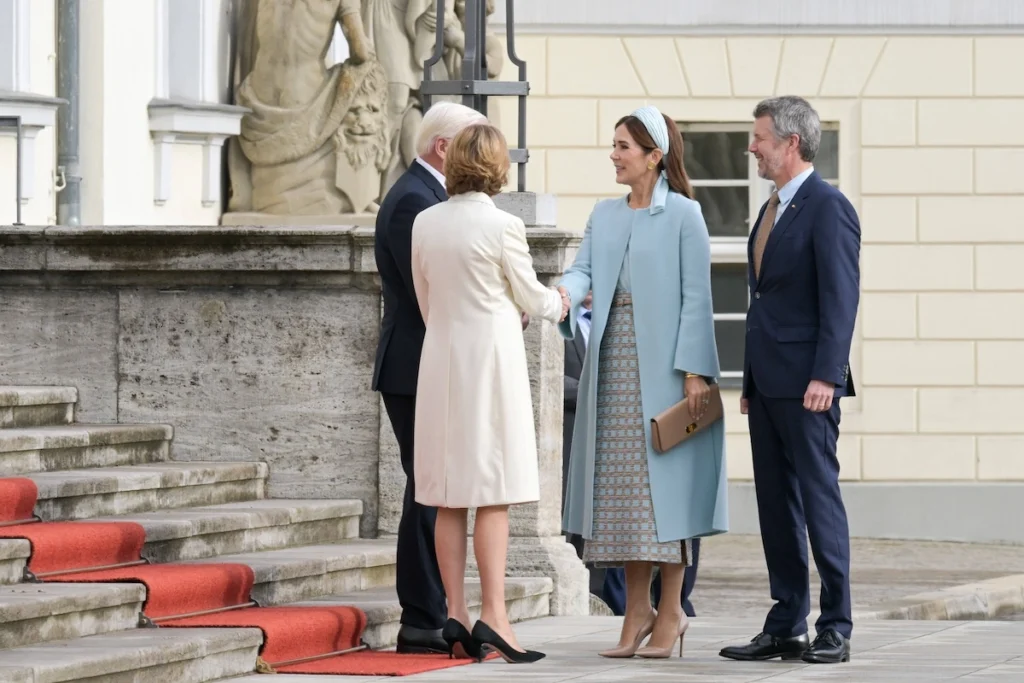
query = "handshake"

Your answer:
(556, 286), (570, 323)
